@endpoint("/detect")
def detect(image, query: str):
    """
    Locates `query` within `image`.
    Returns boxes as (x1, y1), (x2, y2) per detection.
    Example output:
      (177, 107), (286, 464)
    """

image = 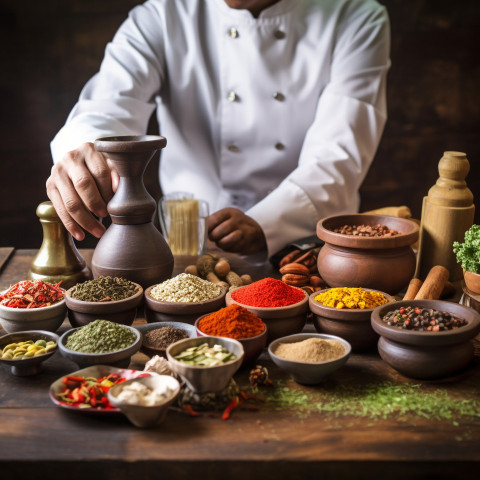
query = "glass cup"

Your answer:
(159, 192), (209, 256)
